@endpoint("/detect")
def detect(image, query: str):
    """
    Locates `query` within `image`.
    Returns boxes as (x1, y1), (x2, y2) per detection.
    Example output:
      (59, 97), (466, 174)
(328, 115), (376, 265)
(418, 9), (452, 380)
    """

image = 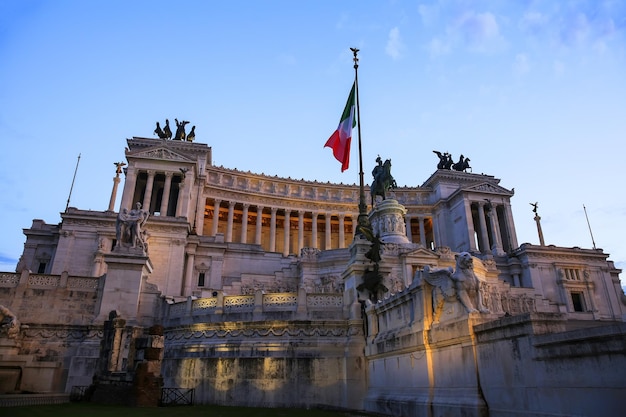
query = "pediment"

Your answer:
(463, 182), (513, 196)
(129, 146), (193, 162)
(405, 246), (442, 261)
